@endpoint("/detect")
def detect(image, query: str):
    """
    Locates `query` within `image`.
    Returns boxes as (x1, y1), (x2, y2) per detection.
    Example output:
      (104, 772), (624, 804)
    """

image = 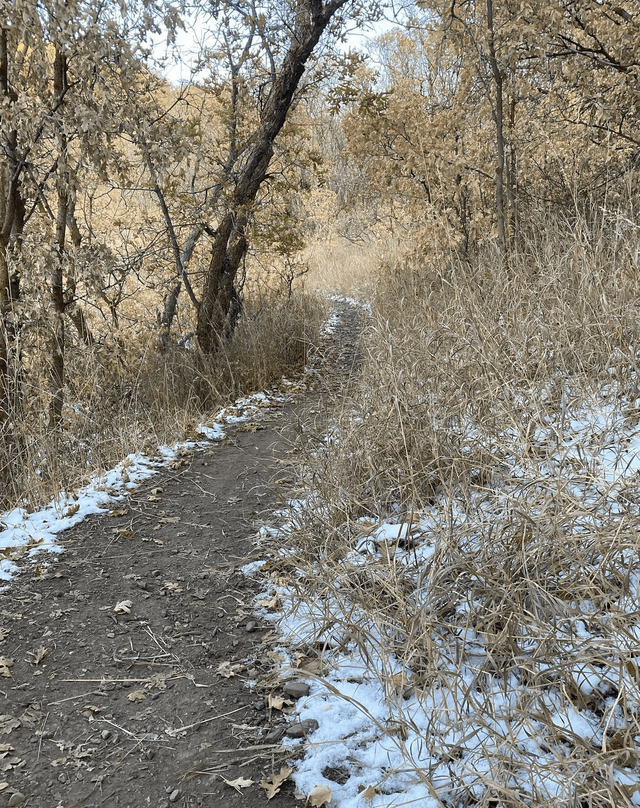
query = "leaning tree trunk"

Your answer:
(195, 0), (349, 353)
